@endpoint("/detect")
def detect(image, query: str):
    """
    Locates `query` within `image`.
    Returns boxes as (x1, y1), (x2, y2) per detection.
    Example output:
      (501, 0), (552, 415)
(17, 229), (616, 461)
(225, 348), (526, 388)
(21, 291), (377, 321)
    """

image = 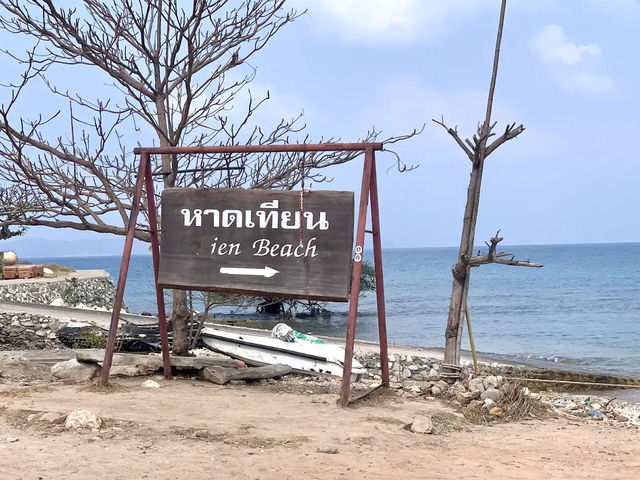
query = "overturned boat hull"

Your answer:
(201, 327), (367, 378)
